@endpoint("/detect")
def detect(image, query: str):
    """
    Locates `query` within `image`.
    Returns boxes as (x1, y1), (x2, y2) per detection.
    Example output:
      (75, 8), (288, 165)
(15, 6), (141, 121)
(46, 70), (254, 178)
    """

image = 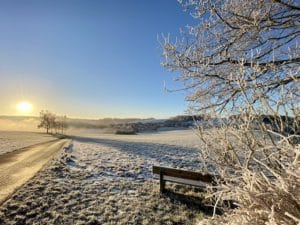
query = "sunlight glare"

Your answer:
(16, 101), (33, 114)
